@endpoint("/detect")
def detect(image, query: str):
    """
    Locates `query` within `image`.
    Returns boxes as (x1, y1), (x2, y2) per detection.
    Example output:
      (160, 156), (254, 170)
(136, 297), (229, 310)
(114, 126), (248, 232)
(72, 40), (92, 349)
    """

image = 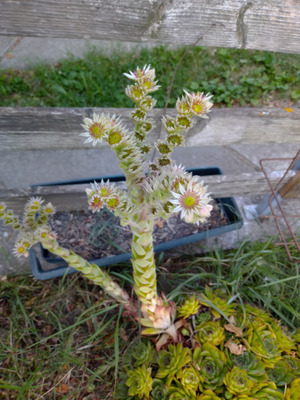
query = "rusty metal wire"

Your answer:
(259, 150), (300, 263)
